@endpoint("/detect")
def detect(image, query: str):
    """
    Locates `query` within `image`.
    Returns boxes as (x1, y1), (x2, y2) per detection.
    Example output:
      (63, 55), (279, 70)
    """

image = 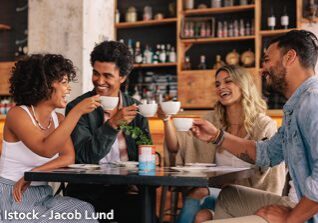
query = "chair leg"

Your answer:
(159, 186), (168, 223)
(171, 189), (179, 223)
